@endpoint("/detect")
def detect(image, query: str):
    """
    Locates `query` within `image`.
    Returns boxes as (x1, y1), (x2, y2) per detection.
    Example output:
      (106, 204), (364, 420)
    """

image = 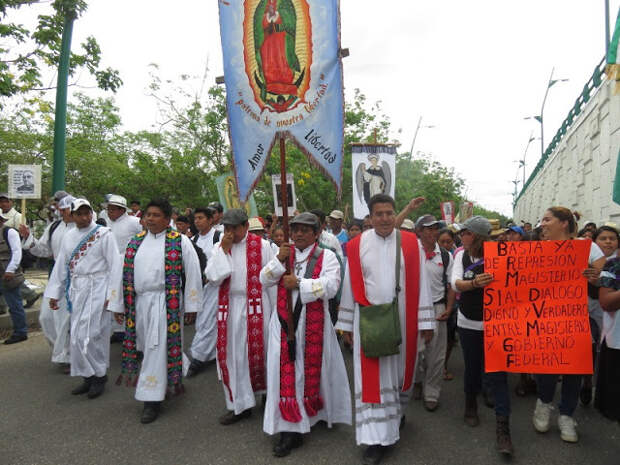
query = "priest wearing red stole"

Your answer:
(336, 194), (434, 465)
(206, 209), (275, 425)
(260, 212), (351, 457)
